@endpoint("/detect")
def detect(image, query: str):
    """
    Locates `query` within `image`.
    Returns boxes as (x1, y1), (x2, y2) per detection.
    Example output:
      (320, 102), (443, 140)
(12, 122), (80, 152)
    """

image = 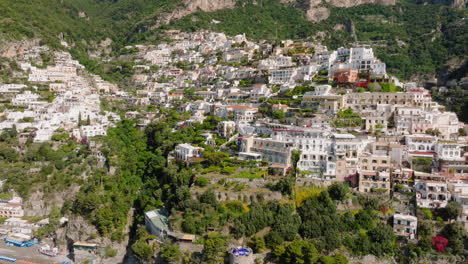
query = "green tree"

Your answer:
(203, 151), (229, 166)
(425, 129), (441, 136)
(202, 232), (227, 264)
(458, 128), (467, 136)
(195, 176), (209, 187)
(250, 235), (266, 253)
(333, 253), (349, 264)
(412, 157), (433, 173)
(272, 110), (286, 120)
(160, 244), (182, 264)
(367, 224), (396, 256)
(265, 231), (284, 248)
(298, 191), (340, 239)
(0, 144), (19, 162)
(199, 189), (218, 206)
(132, 227), (158, 263)
(440, 222), (466, 255)
(273, 176), (294, 196)
(273, 240), (319, 264)
(33, 206), (61, 239)
(328, 182), (349, 201)
(316, 256), (335, 264)
(291, 150), (301, 177)
(444, 201), (462, 222)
